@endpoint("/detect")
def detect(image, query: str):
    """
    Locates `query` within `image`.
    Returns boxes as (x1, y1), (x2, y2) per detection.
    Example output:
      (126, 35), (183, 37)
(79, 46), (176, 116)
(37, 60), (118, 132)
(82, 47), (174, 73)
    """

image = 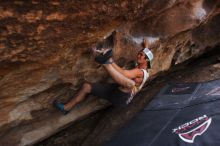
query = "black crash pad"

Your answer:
(105, 79), (220, 146)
